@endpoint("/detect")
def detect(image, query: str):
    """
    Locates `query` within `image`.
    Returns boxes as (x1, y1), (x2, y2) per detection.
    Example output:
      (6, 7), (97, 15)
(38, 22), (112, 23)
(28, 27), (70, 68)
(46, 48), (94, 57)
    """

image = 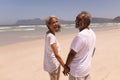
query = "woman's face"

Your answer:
(49, 17), (61, 32)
